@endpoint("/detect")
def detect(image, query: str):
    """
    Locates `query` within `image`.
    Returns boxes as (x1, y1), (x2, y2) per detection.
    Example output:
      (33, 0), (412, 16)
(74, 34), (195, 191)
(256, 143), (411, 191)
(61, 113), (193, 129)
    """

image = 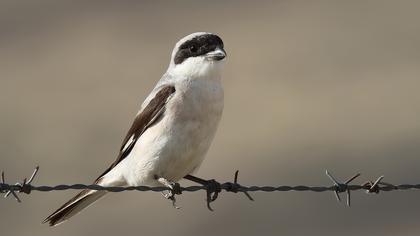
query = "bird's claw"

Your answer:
(204, 179), (222, 211)
(161, 191), (180, 209)
(157, 177), (182, 209)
